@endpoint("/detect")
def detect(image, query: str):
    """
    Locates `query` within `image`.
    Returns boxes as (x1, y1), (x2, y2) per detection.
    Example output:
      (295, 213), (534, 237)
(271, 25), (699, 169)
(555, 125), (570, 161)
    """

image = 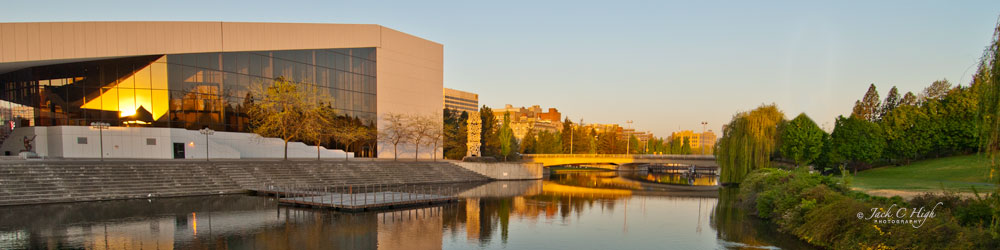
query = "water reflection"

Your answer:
(0, 173), (815, 250)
